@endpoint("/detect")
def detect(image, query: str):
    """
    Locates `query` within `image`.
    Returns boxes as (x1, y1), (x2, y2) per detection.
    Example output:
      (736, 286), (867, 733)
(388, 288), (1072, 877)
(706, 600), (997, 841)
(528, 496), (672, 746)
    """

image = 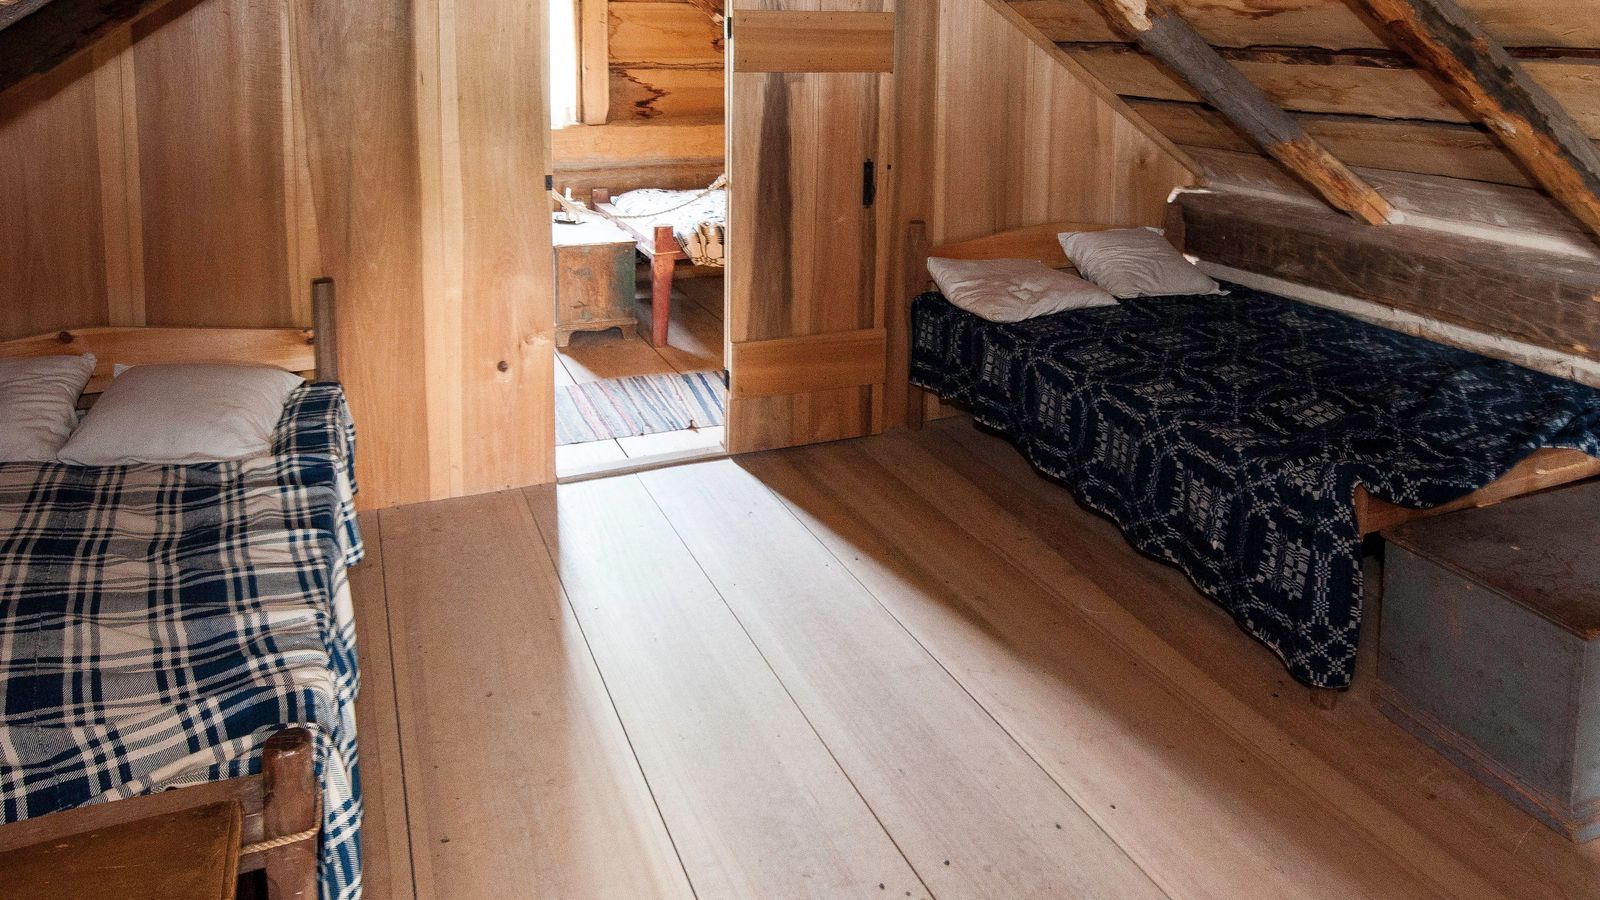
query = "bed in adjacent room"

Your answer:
(0, 284), (362, 900)
(909, 228), (1600, 691)
(591, 185), (727, 347)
